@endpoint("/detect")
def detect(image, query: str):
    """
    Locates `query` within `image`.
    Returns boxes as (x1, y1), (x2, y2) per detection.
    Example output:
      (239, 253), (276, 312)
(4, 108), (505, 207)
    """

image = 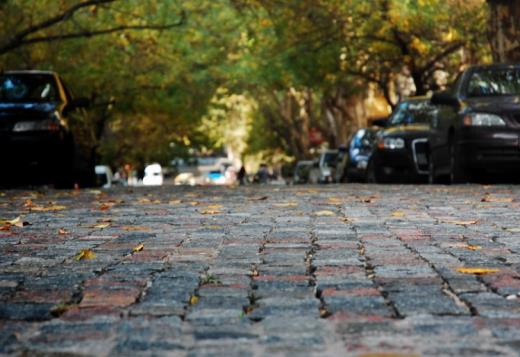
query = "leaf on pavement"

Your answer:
(58, 228), (69, 235)
(445, 220), (478, 226)
(92, 223), (110, 229)
(169, 199), (182, 205)
(327, 197), (343, 204)
(465, 245), (482, 251)
(273, 202), (298, 208)
(250, 196), (269, 201)
(0, 216), (28, 228)
(200, 209), (222, 215)
(122, 226), (150, 232)
(132, 243), (144, 253)
(76, 249), (96, 261)
(205, 204), (223, 210)
(99, 203), (114, 211)
(0, 225), (10, 231)
(30, 204), (67, 212)
(189, 295), (199, 305)
(456, 267), (500, 275)
(481, 195), (513, 203)
(391, 211), (405, 217)
(315, 210), (336, 217)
